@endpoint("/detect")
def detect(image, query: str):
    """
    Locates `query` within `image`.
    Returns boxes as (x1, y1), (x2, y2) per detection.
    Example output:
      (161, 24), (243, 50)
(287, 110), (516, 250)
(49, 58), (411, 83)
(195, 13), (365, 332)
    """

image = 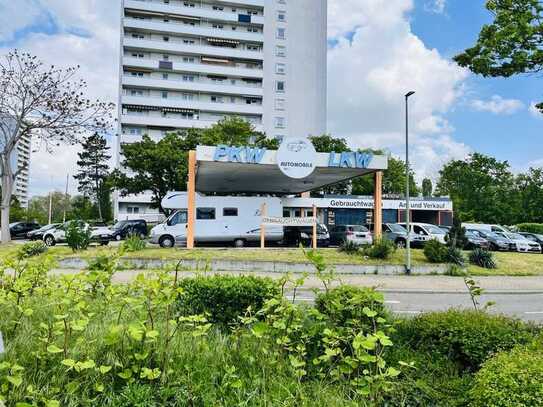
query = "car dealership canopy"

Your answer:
(186, 140), (389, 248)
